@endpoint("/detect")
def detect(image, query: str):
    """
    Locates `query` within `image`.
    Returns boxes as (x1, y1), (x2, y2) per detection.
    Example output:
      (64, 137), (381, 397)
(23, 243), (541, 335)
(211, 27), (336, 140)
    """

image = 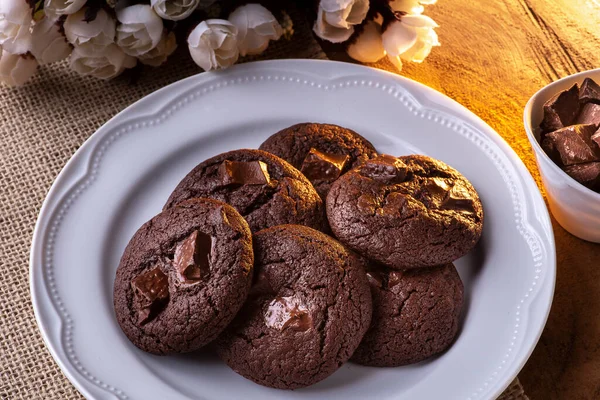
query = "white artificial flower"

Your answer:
(228, 4), (282, 56)
(116, 5), (163, 57)
(0, 0), (33, 54)
(70, 43), (136, 80)
(0, 51), (38, 86)
(382, 14), (439, 70)
(187, 19), (238, 71)
(44, 0), (87, 16)
(151, 0), (199, 21)
(389, 0), (437, 14)
(347, 20), (385, 63)
(321, 0), (369, 28)
(30, 17), (72, 64)
(139, 30), (176, 66)
(64, 8), (116, 48)
(313, 0), (369, 43)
